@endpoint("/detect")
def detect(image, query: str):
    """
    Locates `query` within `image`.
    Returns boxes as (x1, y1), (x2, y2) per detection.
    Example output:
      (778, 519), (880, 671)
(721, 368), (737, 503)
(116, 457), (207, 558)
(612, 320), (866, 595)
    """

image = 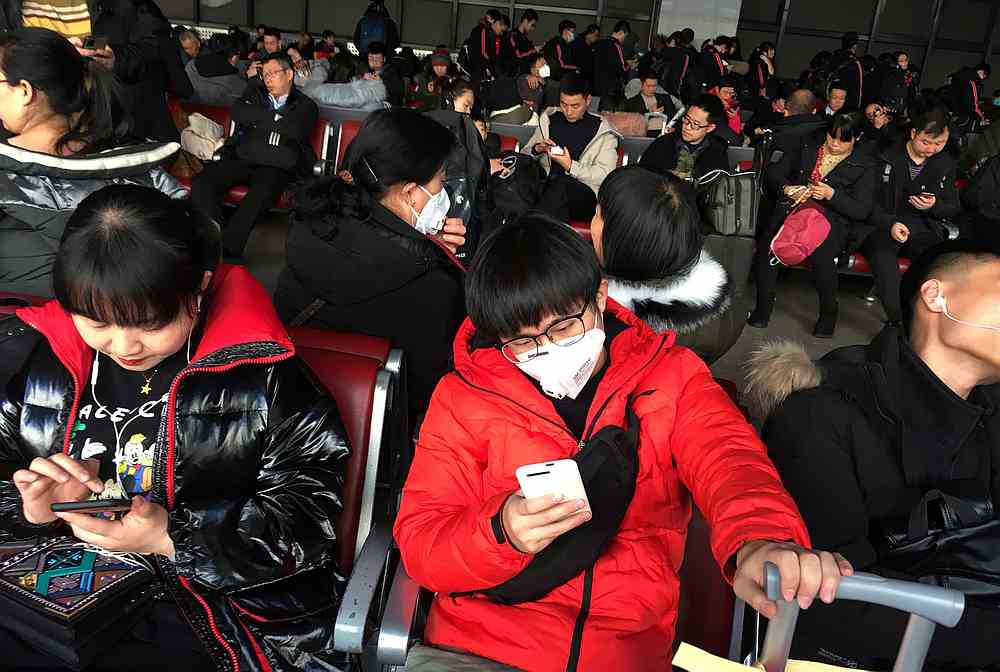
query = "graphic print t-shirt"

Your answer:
(68, 349), (188, 501)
